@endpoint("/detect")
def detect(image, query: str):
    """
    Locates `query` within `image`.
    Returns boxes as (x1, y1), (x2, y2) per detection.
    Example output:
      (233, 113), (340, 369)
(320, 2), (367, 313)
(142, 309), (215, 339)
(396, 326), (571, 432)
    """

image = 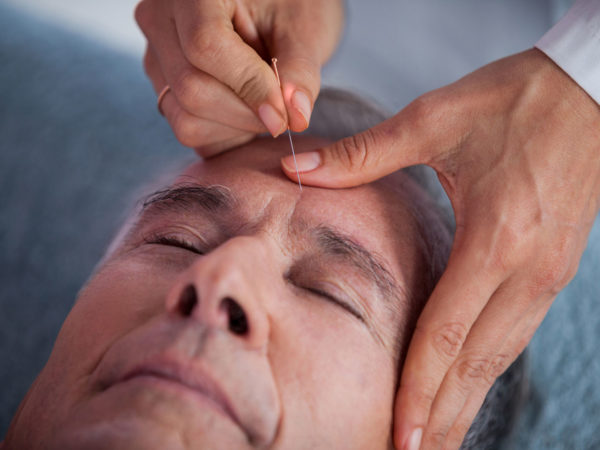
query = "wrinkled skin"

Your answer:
(5, 136), (434, 449)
